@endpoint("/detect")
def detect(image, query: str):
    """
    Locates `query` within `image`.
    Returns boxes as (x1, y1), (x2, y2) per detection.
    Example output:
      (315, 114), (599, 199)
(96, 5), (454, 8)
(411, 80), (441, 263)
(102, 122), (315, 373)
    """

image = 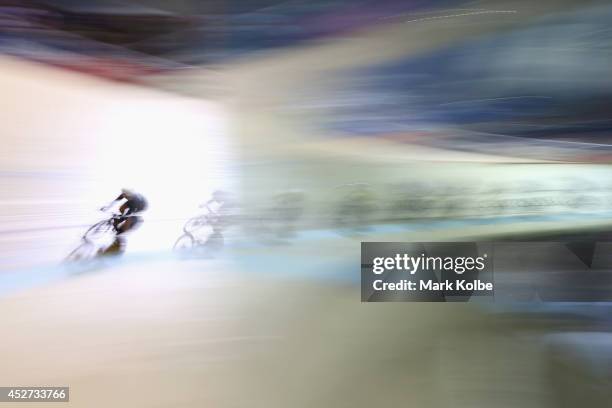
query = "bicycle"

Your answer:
(333, 183), (376, 236)
(65, 211), (134, 262)
(173, 209), (224, 252)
